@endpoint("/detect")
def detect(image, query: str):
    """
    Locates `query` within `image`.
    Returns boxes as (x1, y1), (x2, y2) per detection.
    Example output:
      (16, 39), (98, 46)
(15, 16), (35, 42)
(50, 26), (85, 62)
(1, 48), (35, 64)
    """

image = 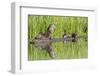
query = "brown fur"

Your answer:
(35, 24), (56, 59)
